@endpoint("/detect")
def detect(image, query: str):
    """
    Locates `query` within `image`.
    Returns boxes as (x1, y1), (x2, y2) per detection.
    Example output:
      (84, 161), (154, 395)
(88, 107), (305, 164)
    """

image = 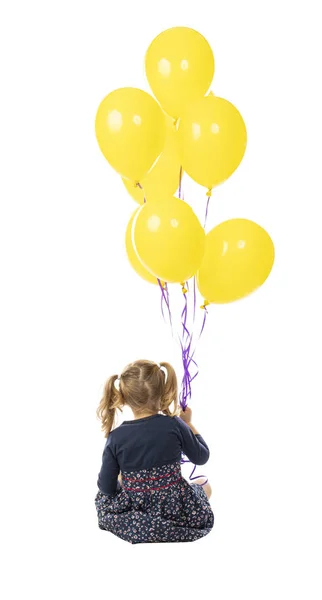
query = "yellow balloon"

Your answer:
(125, 210), (158, 284)
(122, 116), (181, 204)
(145, 27), (214, 119)
(179, 95), (247, 189)
(95, 87), (166, 182)
(132, 197), (205, 283)
(197, 219), (274, 304)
